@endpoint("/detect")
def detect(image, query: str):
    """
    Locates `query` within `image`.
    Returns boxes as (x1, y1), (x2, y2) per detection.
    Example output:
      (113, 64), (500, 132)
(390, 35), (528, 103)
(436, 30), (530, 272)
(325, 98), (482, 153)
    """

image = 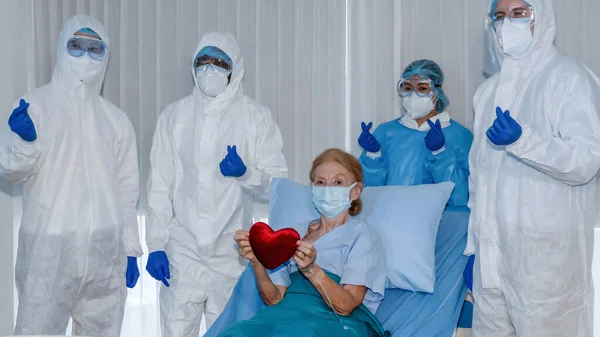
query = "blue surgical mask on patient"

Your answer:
(312, 182), (358, 218)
